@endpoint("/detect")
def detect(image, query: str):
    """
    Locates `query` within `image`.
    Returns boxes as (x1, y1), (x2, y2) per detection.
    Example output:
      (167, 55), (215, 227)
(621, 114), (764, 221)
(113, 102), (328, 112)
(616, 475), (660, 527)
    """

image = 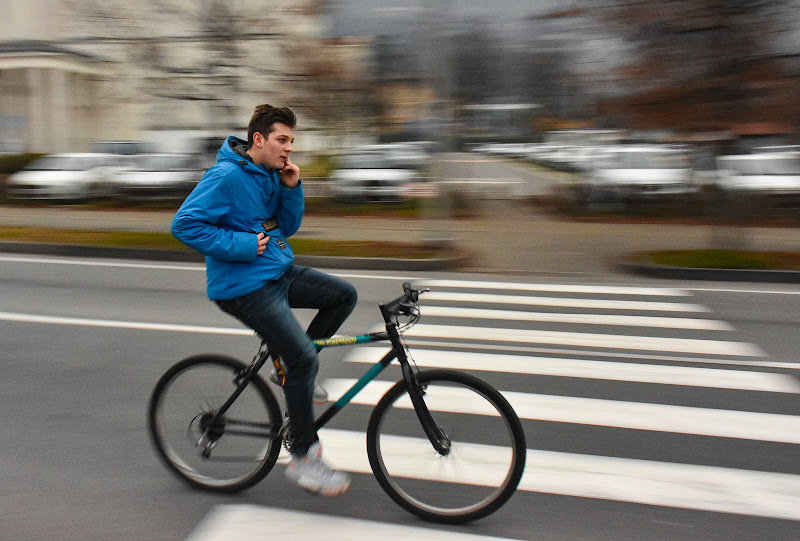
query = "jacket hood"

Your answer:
(216, 136), (269, 175)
